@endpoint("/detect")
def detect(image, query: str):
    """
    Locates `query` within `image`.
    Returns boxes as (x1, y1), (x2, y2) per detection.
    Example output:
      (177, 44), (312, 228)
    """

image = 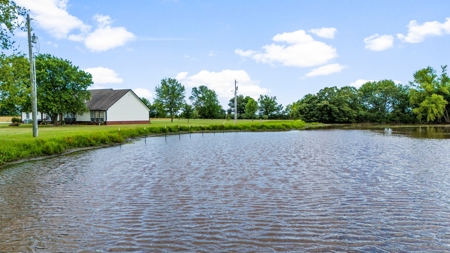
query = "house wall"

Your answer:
(107, 91), (149, 123)
(76, 111), (91, 122)
(21, 112), (30, 121)
(21, 112), (52, 122)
